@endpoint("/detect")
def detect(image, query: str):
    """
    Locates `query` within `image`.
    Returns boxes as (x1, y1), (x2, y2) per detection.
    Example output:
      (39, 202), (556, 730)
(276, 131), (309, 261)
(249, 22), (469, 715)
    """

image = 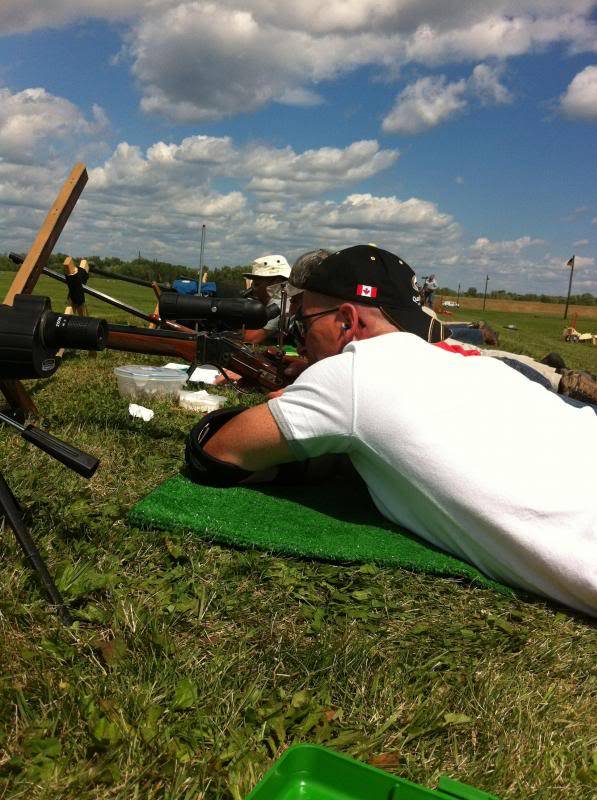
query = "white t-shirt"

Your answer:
(269, 332), (597, 616)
